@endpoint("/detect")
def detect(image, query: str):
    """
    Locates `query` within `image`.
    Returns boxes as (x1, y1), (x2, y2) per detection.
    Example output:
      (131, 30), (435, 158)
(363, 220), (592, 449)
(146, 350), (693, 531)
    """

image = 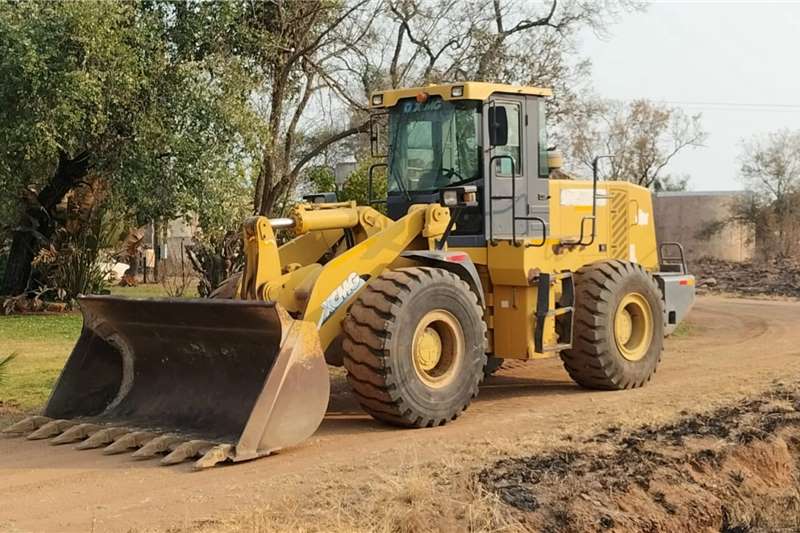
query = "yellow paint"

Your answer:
(304, 208), (428, 349)
(614, 292), (654, 362)
(415, 327), (442, 371)
(279, 229), (343, 267)
(290, 201), (360, 234)
(411, 310), (464, 389)
(237, 179), (662, 363)
(491, 285), (534, 358)
(422, 204), (451, 239)
(490, 283), (560, 359)
(263, 263), (323, 314)
(459, 247), (488, 265)
(461, 180), (659, 360)
(240, 217), (282, 300)
(372, 82), (552, 109)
